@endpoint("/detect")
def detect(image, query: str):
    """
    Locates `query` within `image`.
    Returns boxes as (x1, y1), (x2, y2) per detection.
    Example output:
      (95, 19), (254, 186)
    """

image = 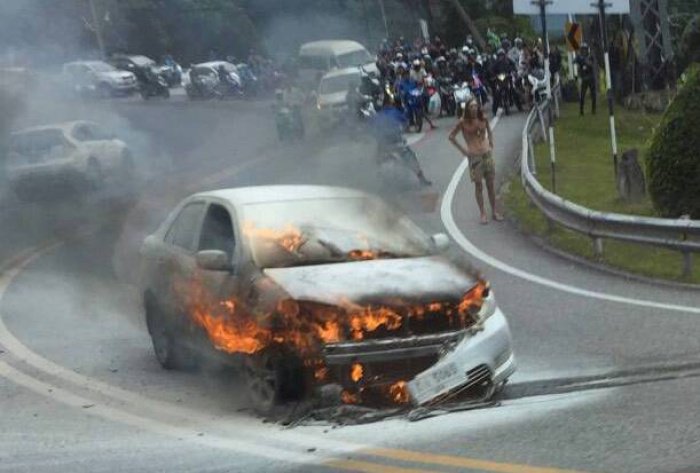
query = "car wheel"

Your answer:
(243, 351), (283, 415)
(145, 303), (197, 370)
(85, 159), (103, 189)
